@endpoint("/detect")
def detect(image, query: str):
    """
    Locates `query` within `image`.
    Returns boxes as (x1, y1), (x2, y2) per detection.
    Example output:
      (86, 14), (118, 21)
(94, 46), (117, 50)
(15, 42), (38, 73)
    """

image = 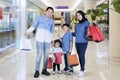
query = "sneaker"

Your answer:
(63, 68), (69, 71)
(52, 71), (56, 74)
(34, 71), (39, 78)
(57, 70), (62, 74)
(42, 70), (50, 75)
(78, 71), (85, 77)
(68, 70), (73, 75)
